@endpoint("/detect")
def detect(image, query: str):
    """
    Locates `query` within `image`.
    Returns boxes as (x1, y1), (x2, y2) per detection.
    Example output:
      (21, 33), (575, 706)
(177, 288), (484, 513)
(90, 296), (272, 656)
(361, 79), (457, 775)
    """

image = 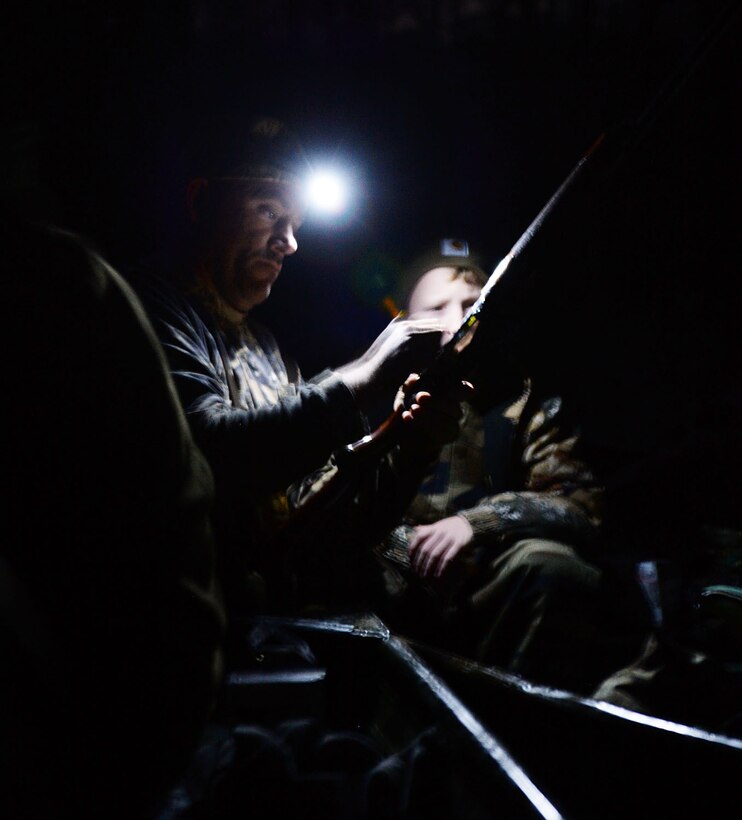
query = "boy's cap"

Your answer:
(395, 238), (487, 310)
